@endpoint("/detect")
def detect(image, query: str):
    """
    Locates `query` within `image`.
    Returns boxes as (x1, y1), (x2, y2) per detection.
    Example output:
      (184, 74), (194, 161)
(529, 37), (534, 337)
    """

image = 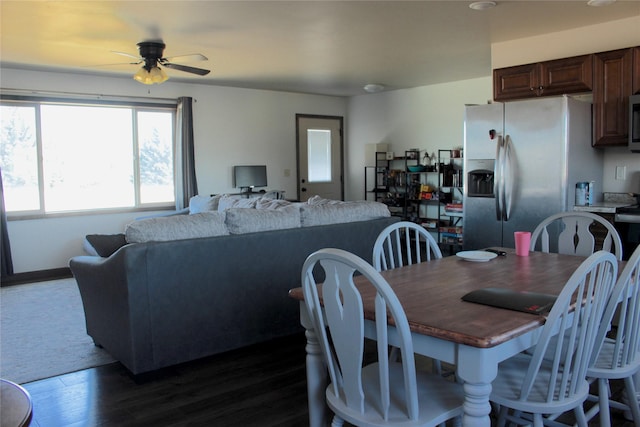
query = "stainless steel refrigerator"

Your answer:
(463, 96), (604, 251)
